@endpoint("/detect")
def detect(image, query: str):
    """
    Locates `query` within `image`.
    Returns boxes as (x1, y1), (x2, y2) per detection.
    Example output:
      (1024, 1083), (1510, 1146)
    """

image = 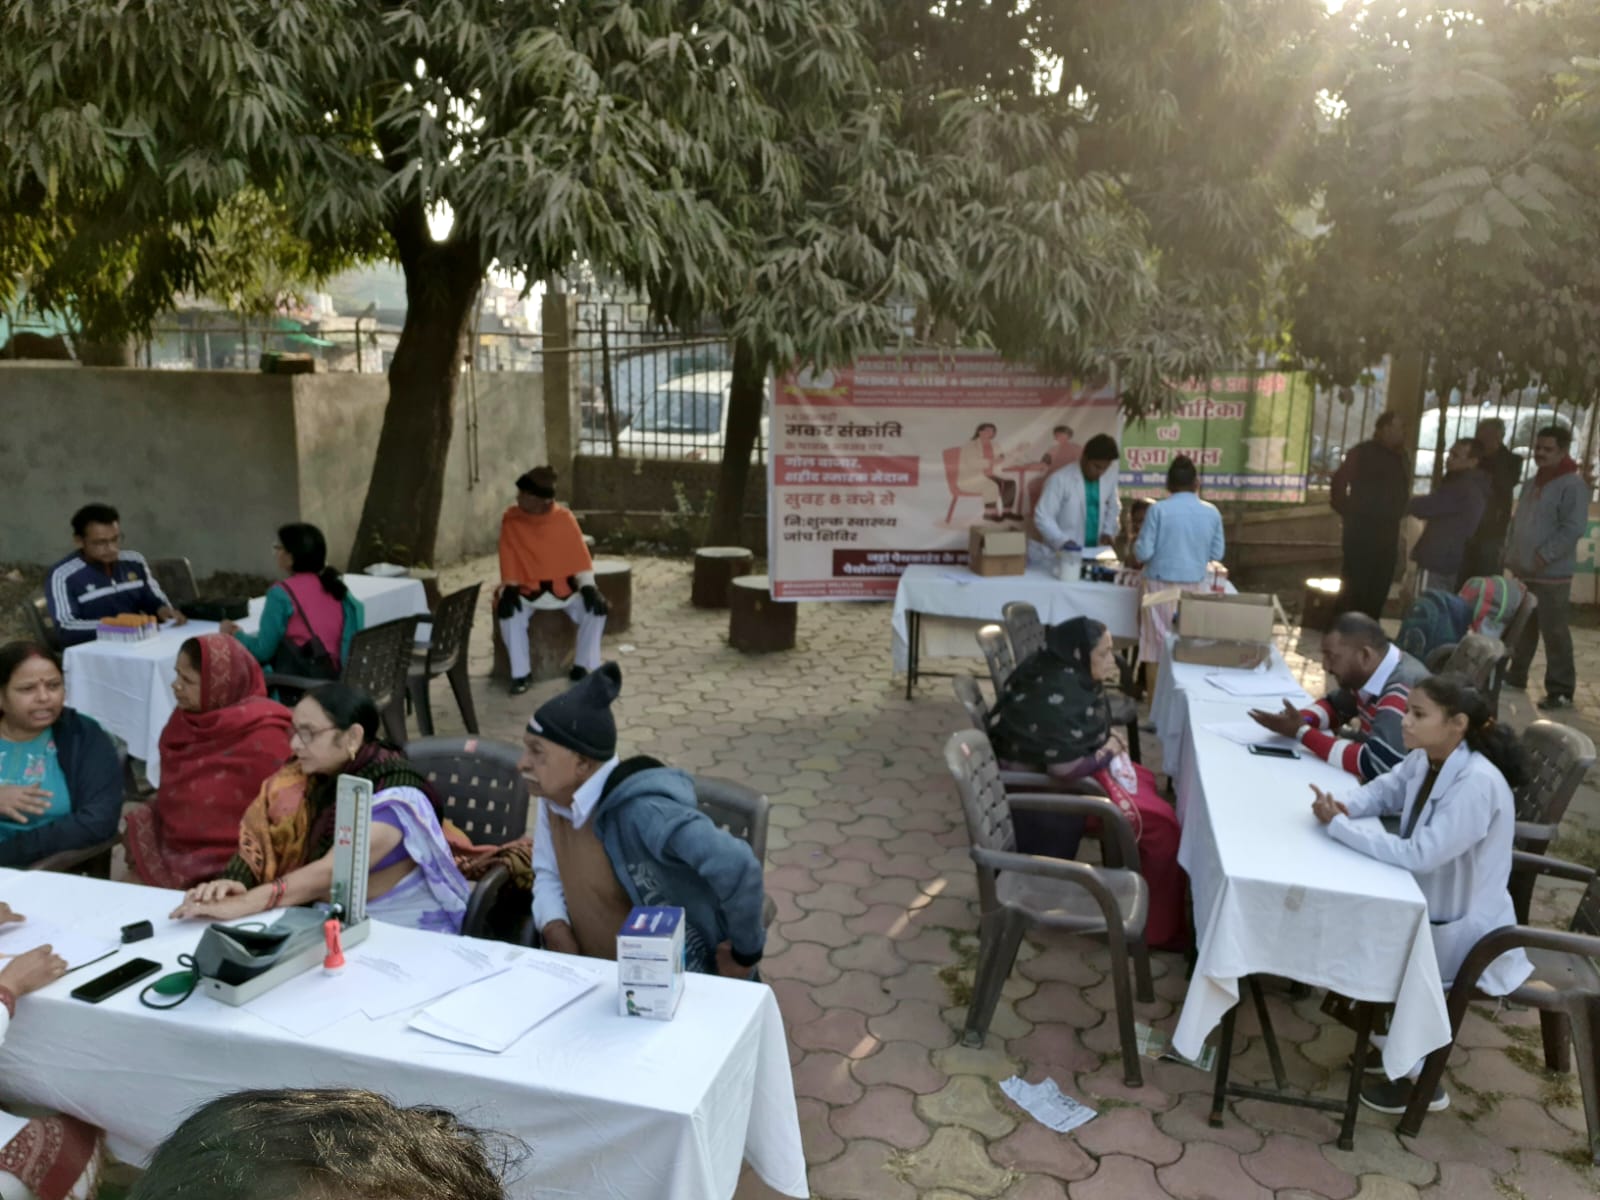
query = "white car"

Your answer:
(614, 370), (768, 461)
(1413, 399), (1577, 494)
